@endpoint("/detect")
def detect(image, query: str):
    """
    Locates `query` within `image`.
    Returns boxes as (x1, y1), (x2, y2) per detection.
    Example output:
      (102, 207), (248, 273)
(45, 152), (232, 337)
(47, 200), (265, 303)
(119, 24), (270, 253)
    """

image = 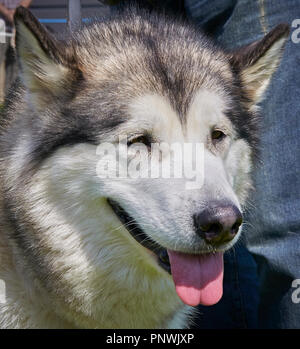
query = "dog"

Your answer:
(0, 6), (288, 328)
